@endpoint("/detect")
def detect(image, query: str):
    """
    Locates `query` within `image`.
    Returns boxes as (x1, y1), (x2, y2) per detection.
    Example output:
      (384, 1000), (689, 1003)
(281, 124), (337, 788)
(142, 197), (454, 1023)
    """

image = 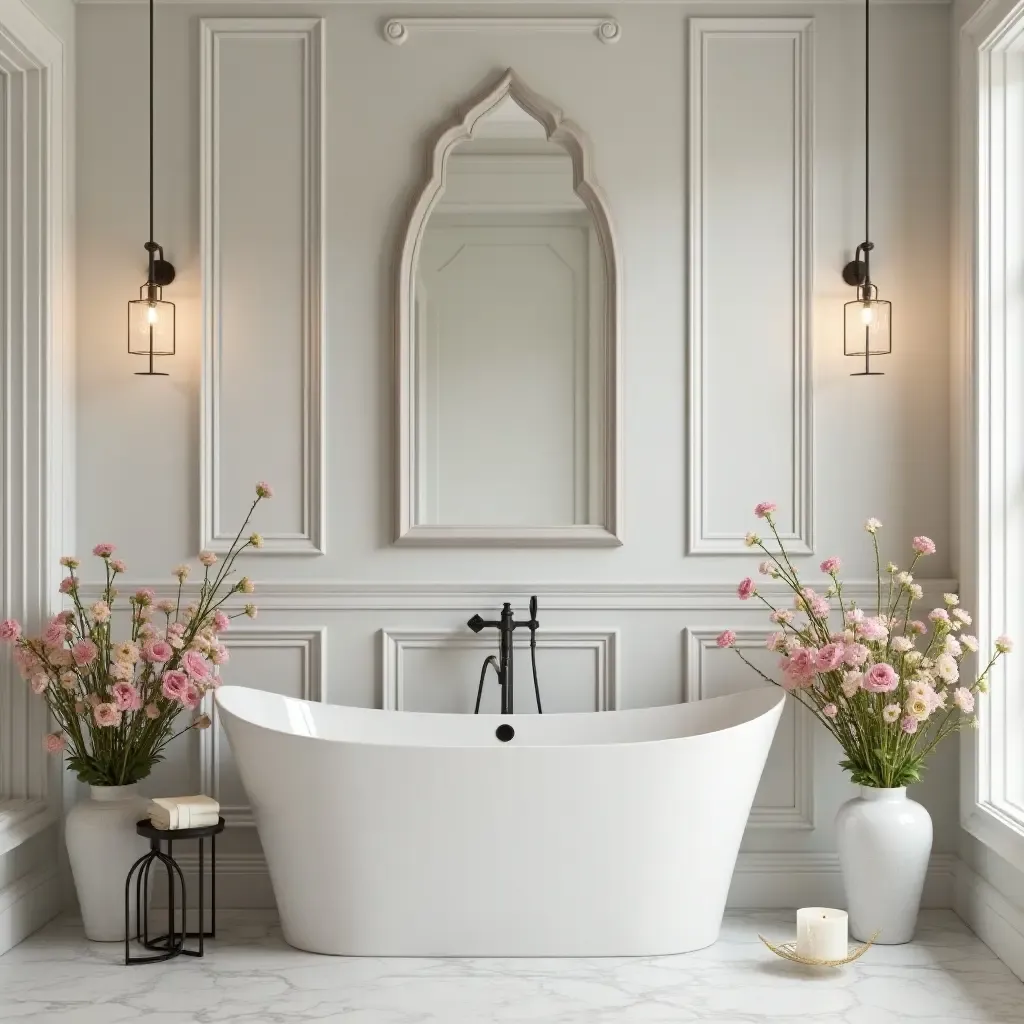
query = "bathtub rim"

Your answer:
(214, 684), (786, 751)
